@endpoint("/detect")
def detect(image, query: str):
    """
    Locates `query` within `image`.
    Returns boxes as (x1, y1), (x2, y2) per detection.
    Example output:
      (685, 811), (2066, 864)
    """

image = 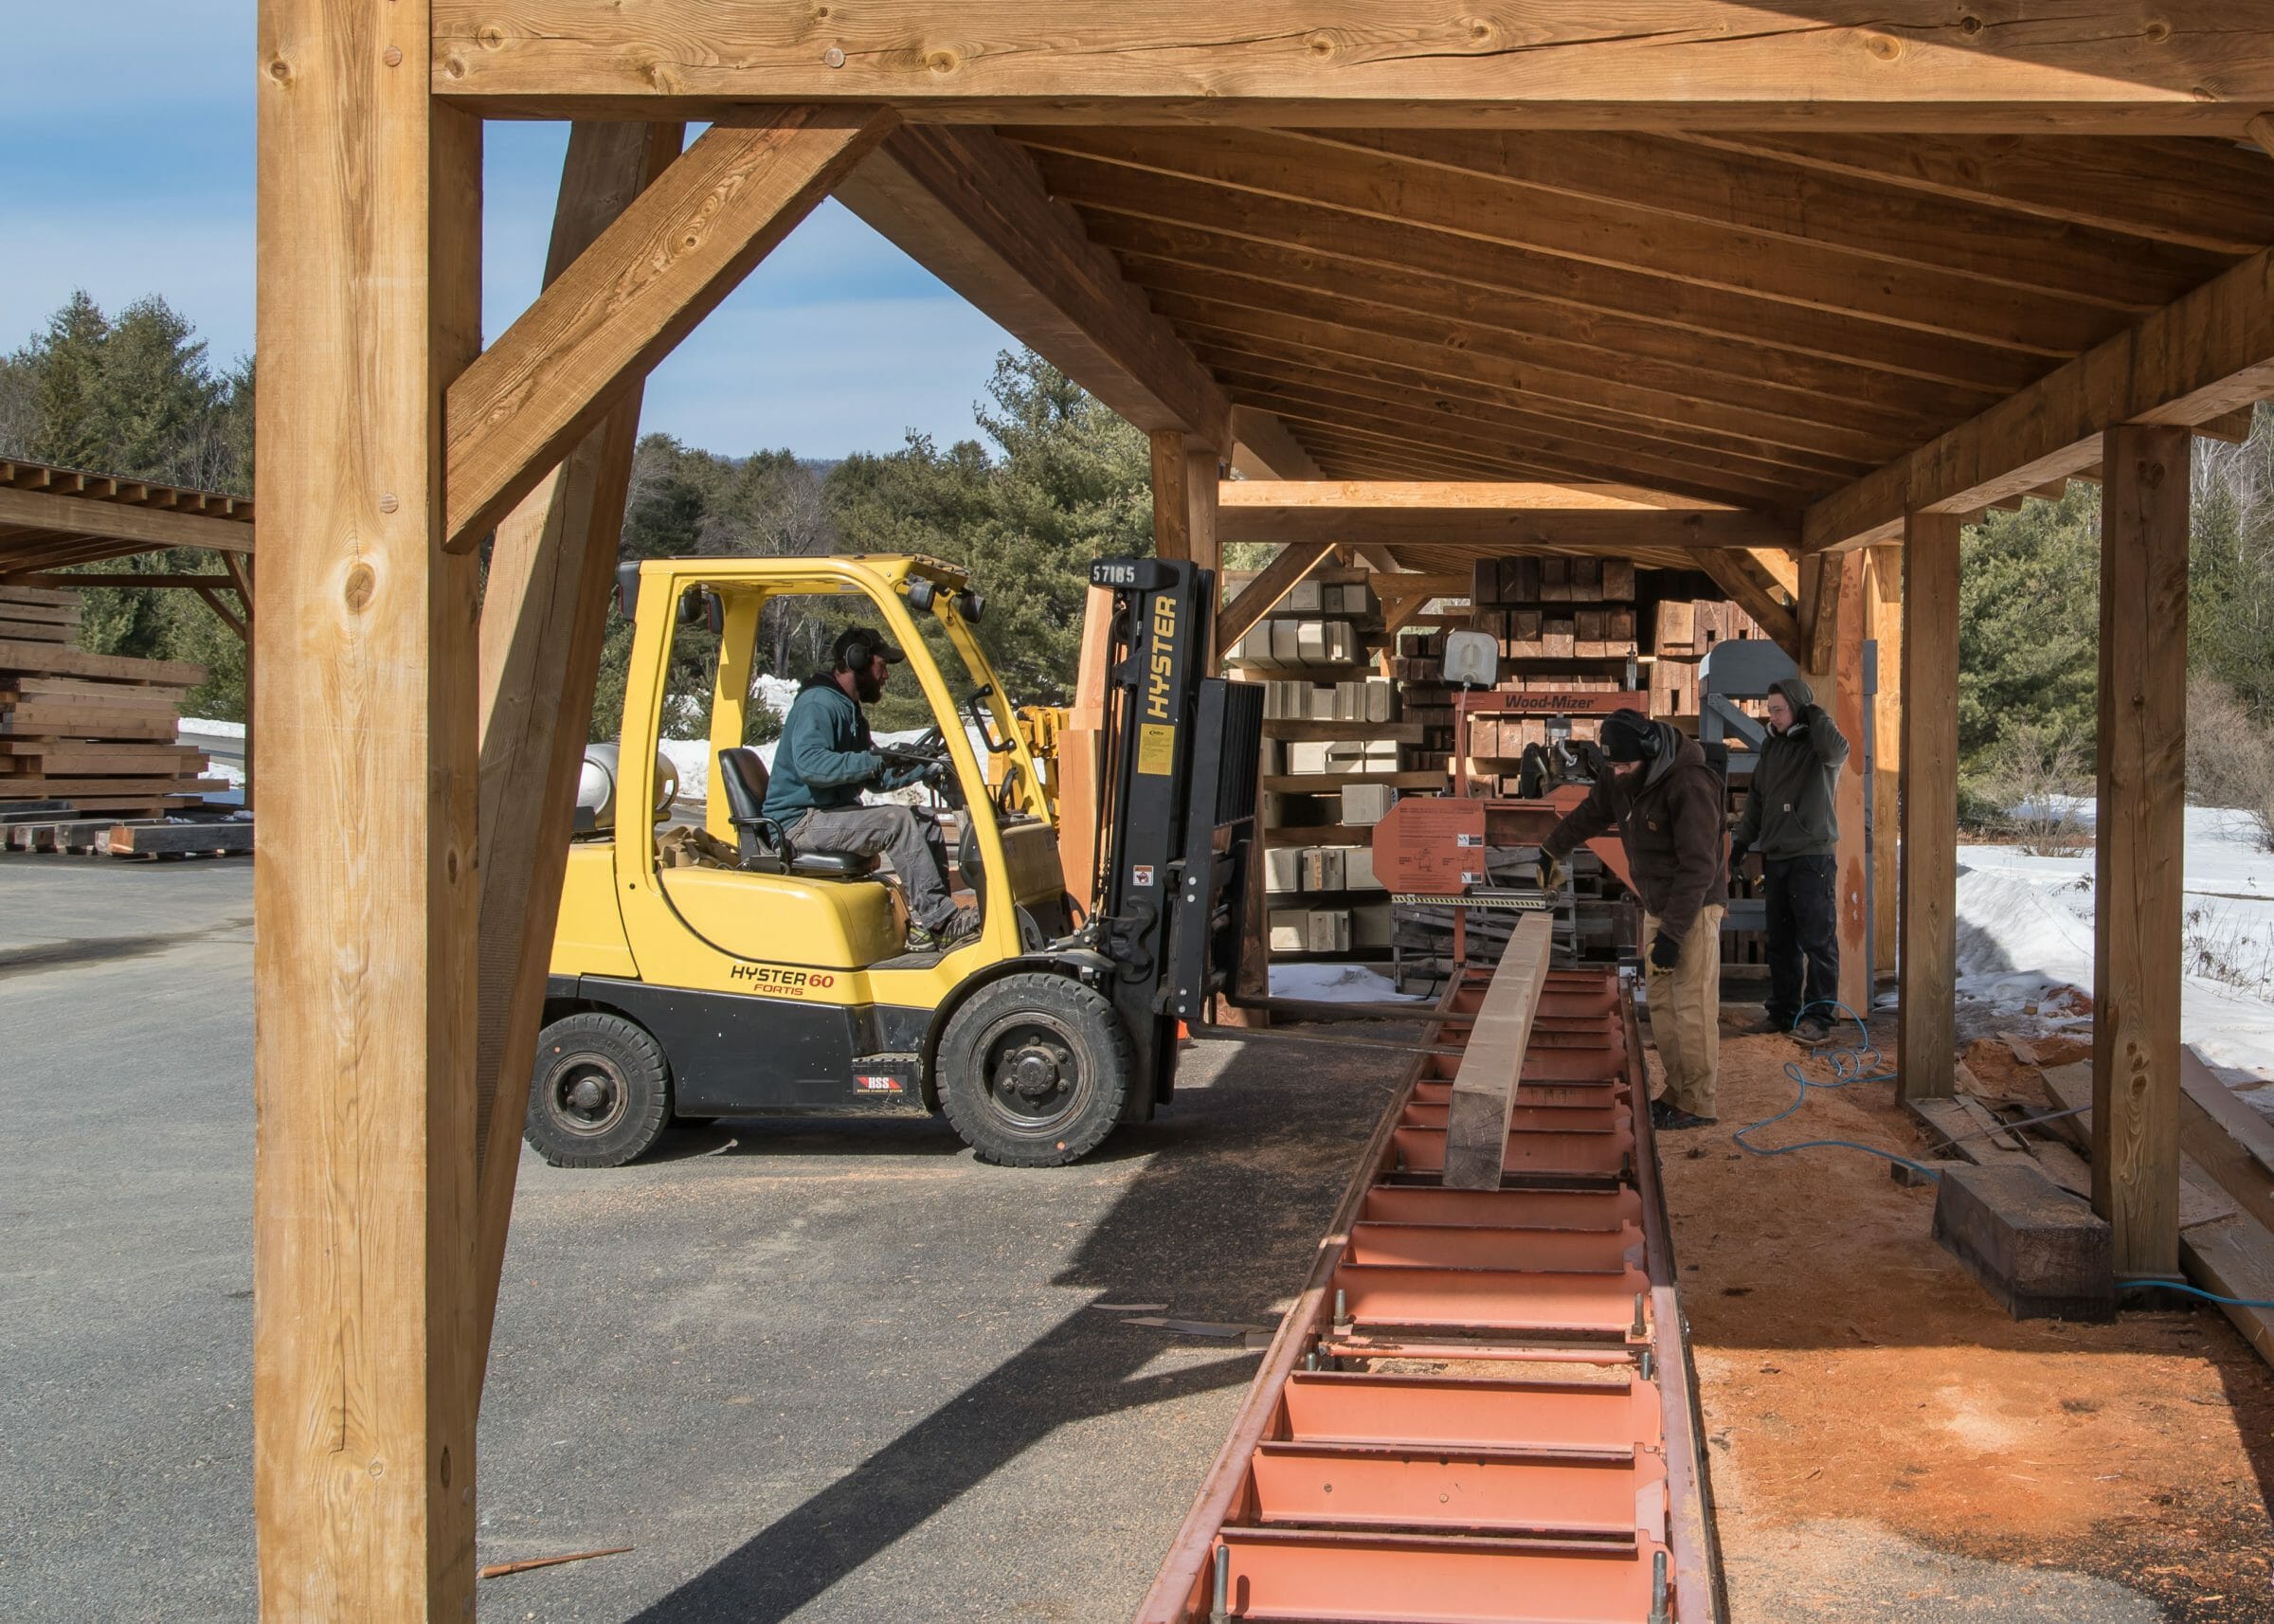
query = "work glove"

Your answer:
(1649, 931), (1684, 971)
(1534, 853), (1567, 893)
(1728, 838), (1749, 872)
